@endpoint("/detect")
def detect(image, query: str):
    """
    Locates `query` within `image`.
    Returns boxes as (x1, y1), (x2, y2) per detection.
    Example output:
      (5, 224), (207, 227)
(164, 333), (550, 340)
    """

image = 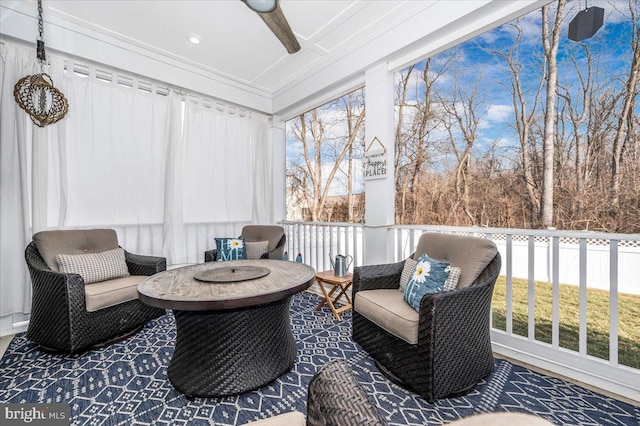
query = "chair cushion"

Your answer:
(241, 225), (284, 252)
(246, 240), (269, 259)
(413, 233), (497, 288)
(83, 275), (148, 312)
(215, 238), (247, 261)
(56, 248), (130, 284)
(398, 258), (417, 293)
(355, 289), (419, 344)
(403, 254), (450, 312)
(33, 229), (120, 272)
